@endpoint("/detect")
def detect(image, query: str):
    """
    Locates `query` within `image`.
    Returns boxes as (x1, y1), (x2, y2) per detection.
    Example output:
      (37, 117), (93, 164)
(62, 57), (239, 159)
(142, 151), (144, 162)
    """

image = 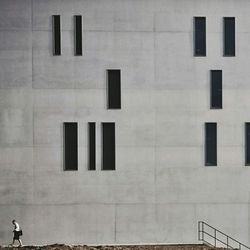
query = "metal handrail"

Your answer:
(198, 221), (250, 250)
